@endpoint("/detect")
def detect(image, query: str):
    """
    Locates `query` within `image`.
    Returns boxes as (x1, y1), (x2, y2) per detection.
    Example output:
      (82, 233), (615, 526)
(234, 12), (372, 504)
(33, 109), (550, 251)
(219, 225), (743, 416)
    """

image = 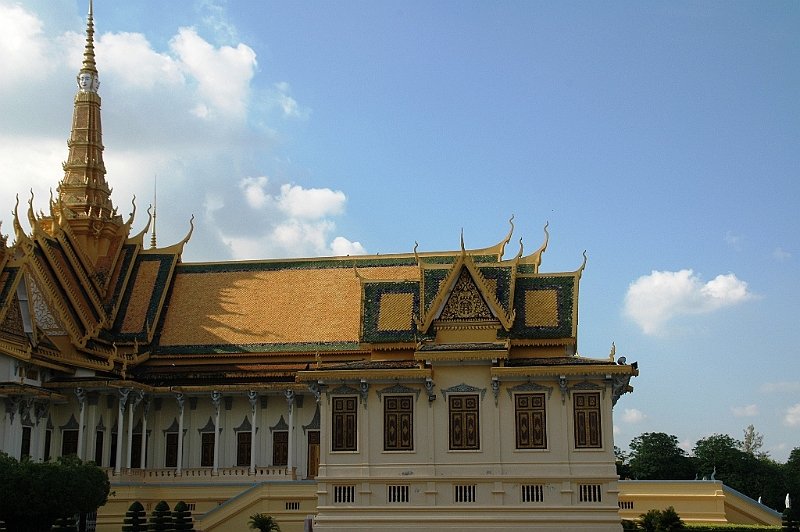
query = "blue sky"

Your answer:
(1, 1), (798, 463)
